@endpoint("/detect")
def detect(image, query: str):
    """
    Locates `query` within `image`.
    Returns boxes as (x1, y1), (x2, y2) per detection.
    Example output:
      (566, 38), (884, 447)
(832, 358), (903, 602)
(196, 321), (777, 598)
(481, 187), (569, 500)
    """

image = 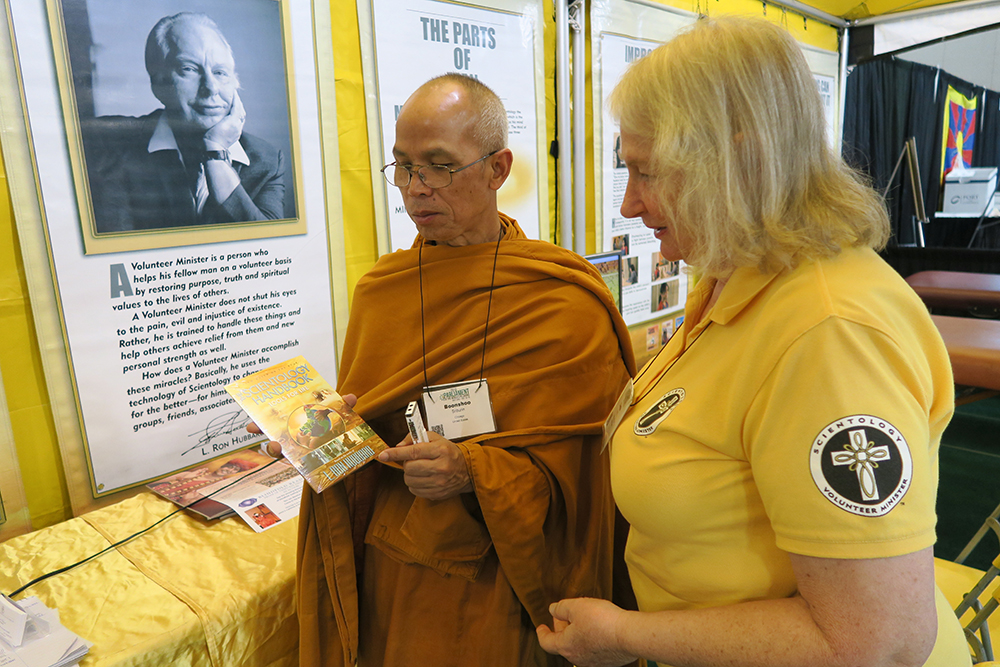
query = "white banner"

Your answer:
(364, 0), (546, 251)
(4, 0), (342, 495)
(592, 0), (840, 328)
(592, 0), (694, 328)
